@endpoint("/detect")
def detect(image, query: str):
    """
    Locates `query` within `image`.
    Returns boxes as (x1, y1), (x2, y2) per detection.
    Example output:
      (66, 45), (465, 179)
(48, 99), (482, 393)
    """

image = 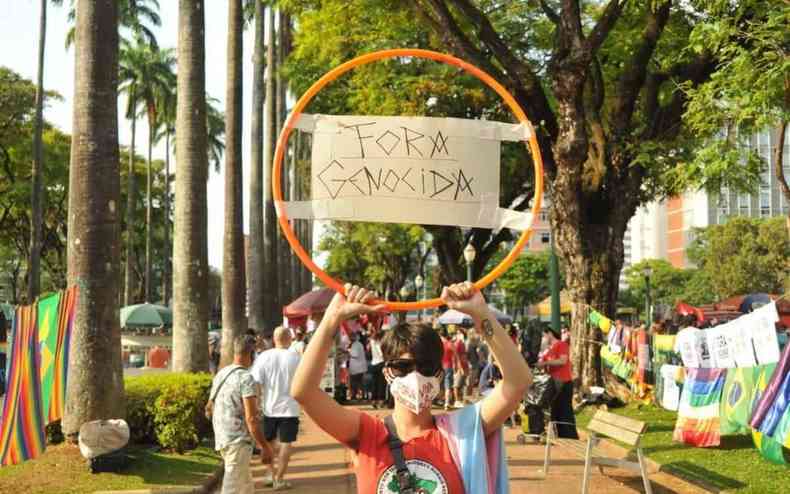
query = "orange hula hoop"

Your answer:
(273, 48), (544, 311)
